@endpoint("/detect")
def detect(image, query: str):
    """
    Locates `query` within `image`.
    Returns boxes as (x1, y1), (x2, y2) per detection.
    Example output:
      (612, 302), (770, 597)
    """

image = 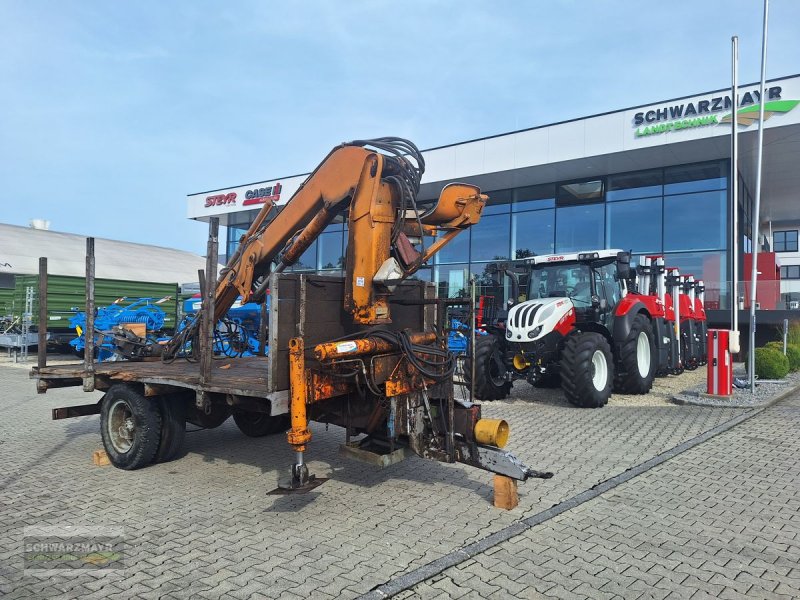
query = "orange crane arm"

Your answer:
(211, 138), (486, 325)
